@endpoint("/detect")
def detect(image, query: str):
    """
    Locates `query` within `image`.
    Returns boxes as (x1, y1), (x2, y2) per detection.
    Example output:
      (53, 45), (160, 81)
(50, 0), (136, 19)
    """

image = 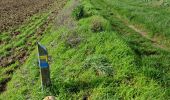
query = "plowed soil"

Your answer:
(0, 0), (55, 32)
(0, 0), (67, 93)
